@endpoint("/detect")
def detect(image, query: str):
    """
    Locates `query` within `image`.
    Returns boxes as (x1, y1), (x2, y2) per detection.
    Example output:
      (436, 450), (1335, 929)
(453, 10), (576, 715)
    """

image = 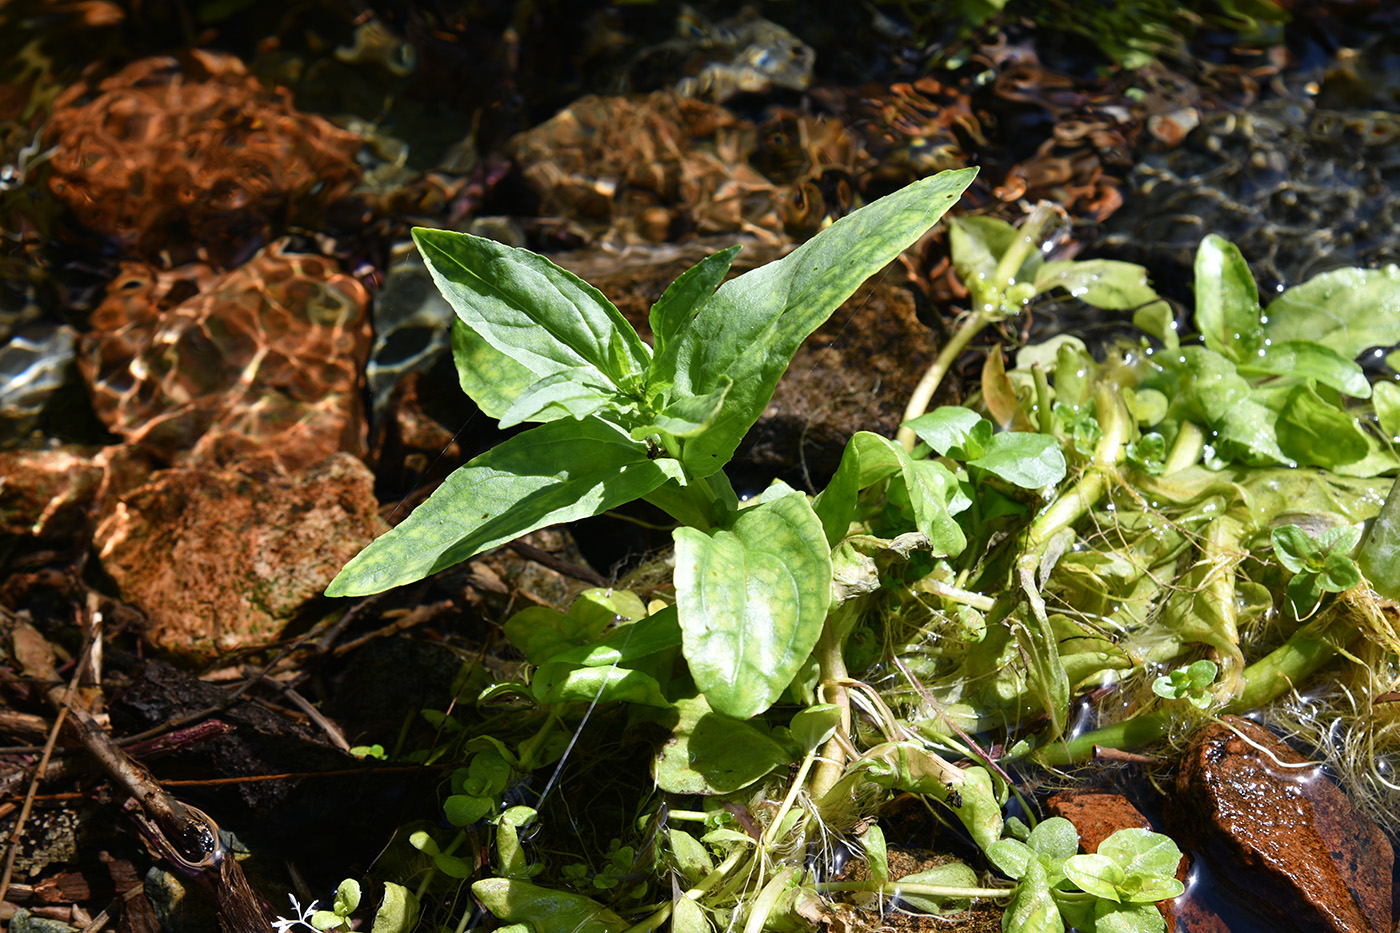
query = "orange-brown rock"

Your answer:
(81, 240), (371, 472)
(93, 453), (379, 663)
(1174, 716), (1392, 933)
(44, 51), (361, 265)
